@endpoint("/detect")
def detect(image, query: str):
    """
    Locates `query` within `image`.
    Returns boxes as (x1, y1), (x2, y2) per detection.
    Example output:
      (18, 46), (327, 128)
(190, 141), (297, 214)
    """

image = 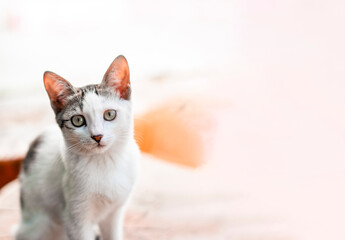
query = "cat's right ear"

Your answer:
(43, 71), (75, 114)
(102, 55), (131, 100)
